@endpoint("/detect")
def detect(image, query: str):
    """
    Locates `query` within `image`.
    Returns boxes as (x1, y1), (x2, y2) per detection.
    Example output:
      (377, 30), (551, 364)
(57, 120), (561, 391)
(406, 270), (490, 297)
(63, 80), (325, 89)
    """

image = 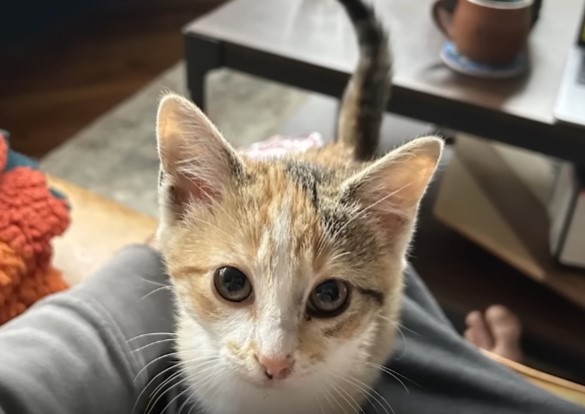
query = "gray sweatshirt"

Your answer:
(0, 245), (581, 413)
